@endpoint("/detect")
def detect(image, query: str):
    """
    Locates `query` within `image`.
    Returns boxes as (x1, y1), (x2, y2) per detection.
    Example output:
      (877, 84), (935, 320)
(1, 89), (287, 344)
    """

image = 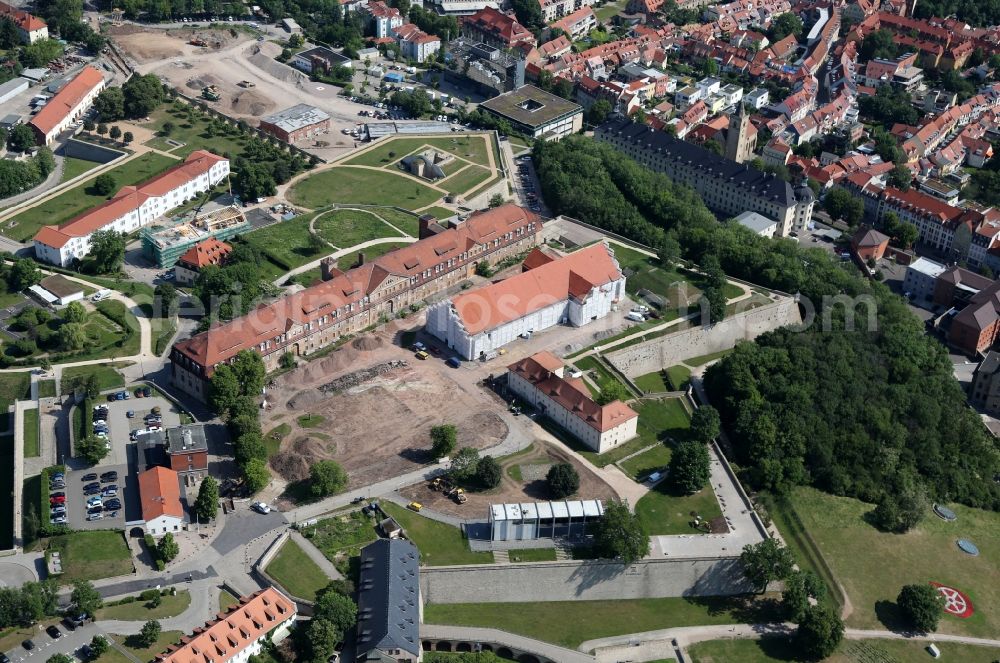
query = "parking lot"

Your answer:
(62, 392), (182, 531)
